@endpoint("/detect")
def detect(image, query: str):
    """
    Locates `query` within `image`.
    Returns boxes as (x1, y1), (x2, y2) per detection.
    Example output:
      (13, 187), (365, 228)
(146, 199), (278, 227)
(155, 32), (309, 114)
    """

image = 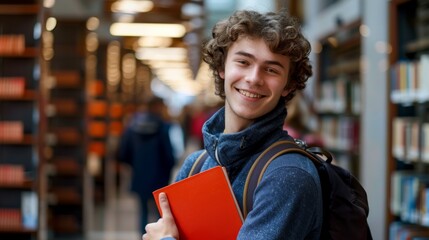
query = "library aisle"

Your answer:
(87, 171), (157, 240)
(86, 136), (195, 240)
